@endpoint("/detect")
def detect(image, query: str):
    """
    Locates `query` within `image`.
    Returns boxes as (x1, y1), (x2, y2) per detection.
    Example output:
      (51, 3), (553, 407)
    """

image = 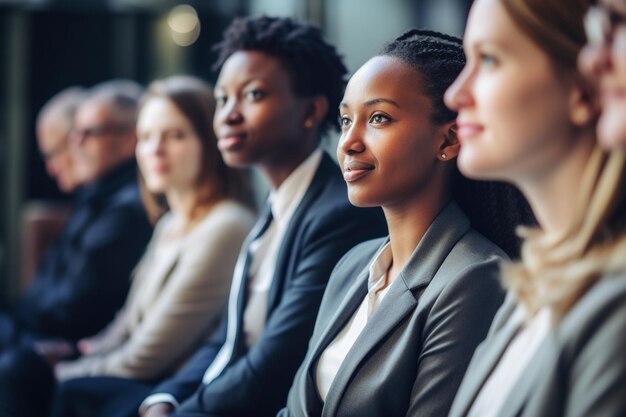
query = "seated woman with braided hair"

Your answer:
(278, 29), (531, 417)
